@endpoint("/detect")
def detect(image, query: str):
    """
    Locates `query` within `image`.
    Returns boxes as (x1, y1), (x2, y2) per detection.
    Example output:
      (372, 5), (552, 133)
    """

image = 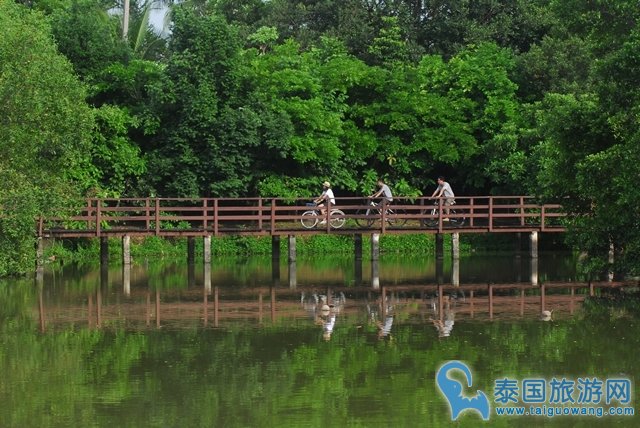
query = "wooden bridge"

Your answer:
(34, 196), (566, 267)
(39, 195), (565, 238)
